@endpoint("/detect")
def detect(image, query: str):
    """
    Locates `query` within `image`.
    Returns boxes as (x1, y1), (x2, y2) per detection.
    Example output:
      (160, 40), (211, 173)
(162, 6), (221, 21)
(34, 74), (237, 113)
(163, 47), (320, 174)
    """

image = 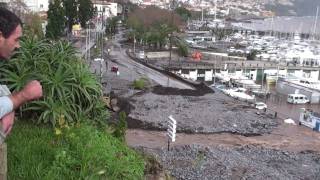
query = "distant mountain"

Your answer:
(265, 0), (320, 16)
